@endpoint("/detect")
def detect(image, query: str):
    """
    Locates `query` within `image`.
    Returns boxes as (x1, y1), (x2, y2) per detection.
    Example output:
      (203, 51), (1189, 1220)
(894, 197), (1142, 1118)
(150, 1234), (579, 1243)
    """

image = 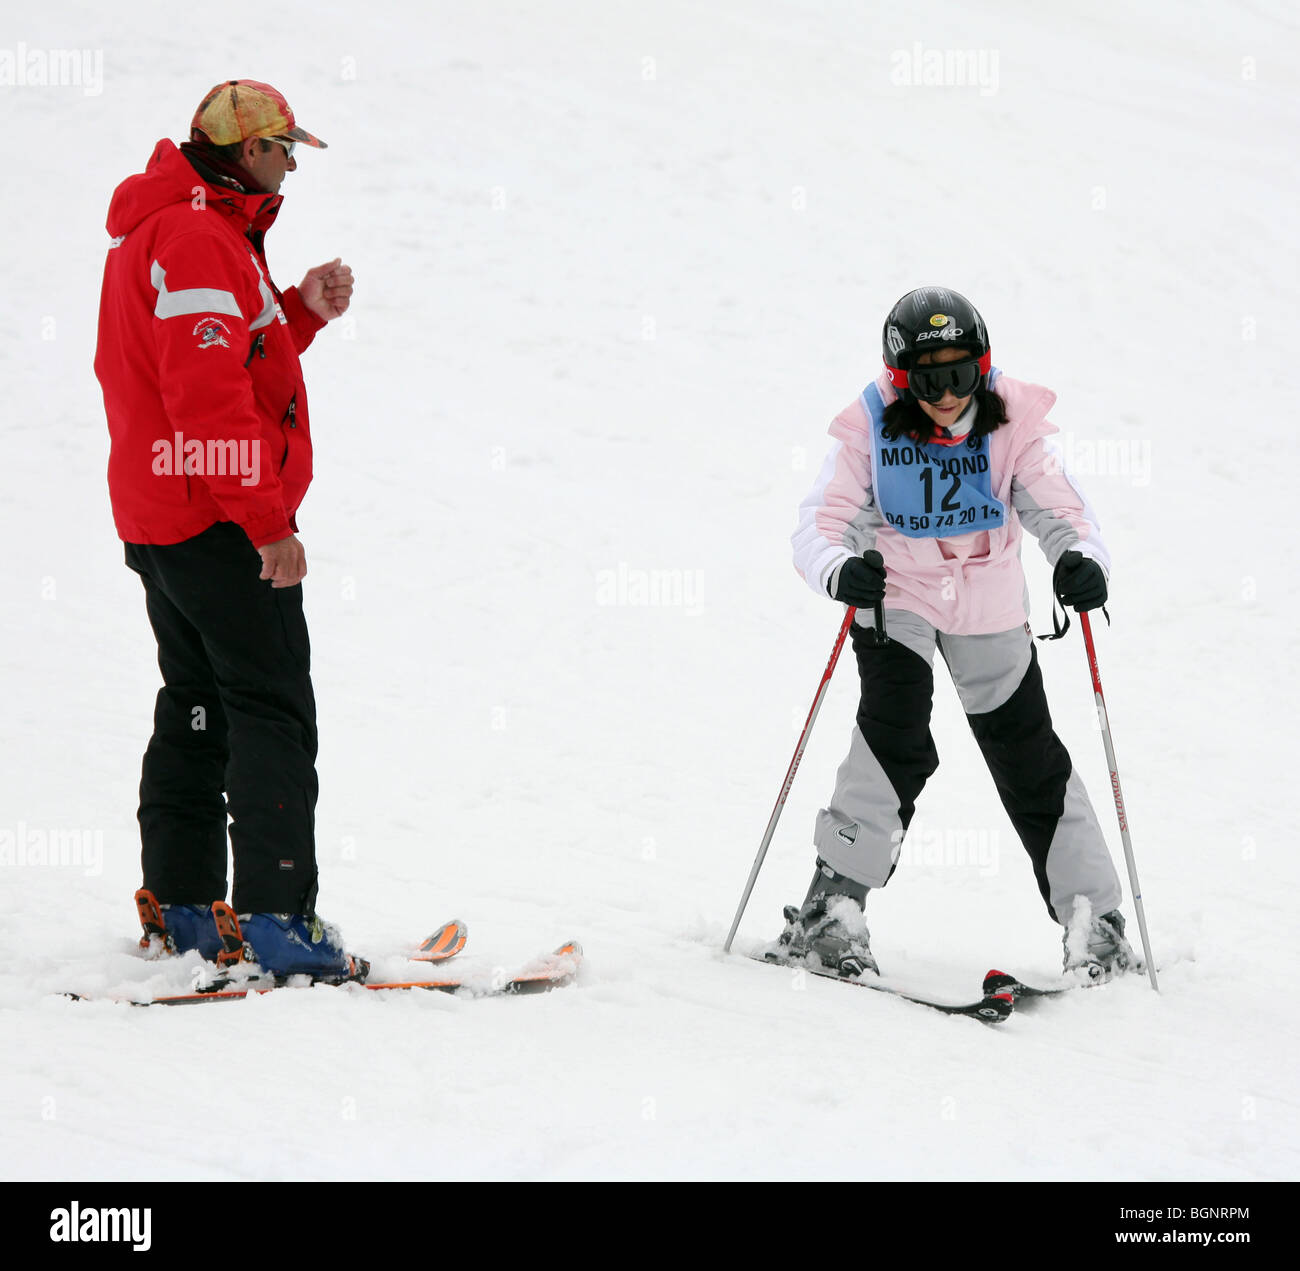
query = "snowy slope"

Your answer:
(2, 0), (1298, 1181)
